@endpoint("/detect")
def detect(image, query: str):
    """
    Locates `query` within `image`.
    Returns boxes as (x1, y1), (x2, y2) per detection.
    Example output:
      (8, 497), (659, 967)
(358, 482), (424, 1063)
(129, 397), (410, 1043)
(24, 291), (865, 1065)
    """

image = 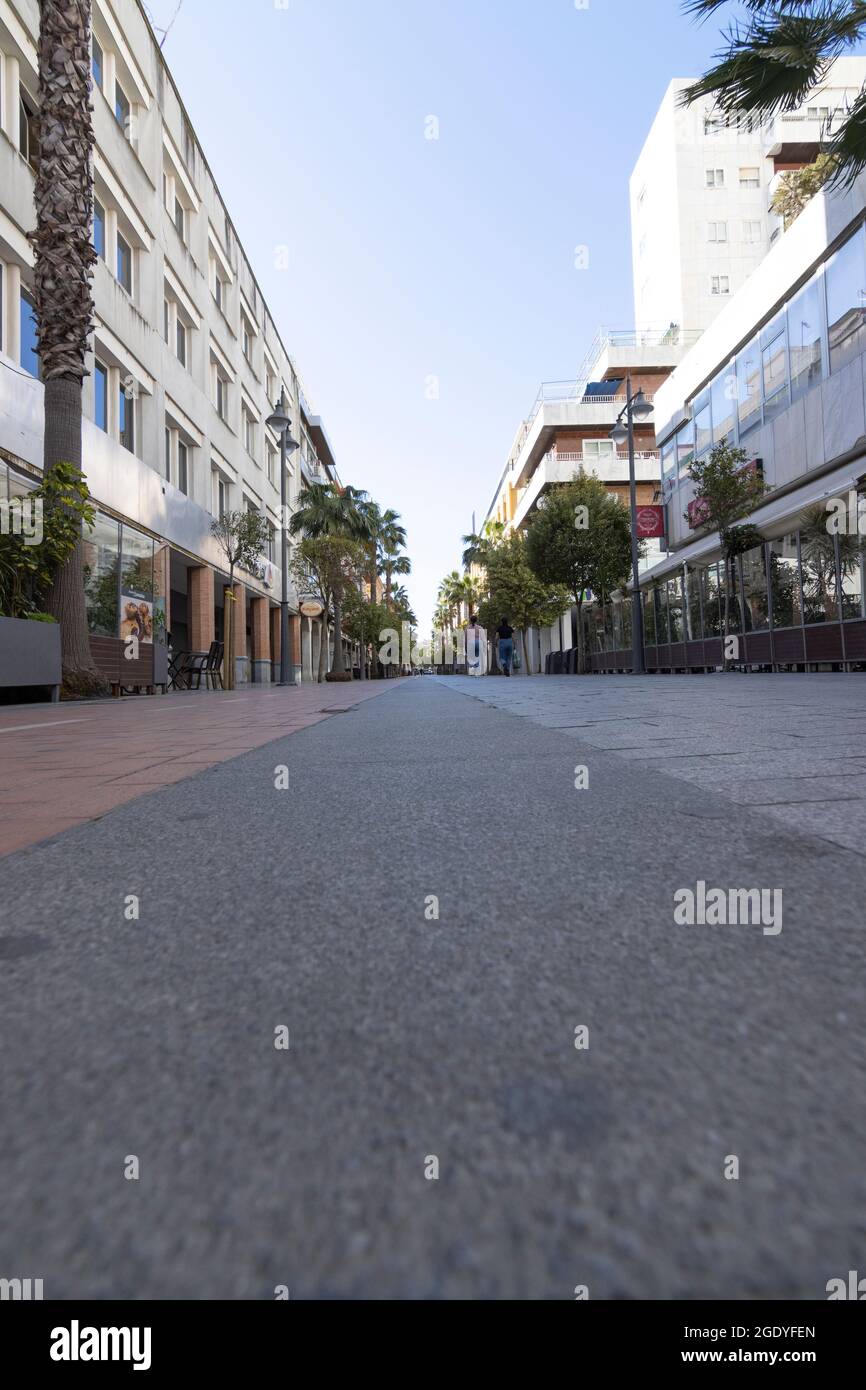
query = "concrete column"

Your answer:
(251, 596), (270, 684)
(232, 581), (248, 686)
(289, 614), (302, 685)
(189, 565), (214, 651)
(303, 614), (313, 682)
